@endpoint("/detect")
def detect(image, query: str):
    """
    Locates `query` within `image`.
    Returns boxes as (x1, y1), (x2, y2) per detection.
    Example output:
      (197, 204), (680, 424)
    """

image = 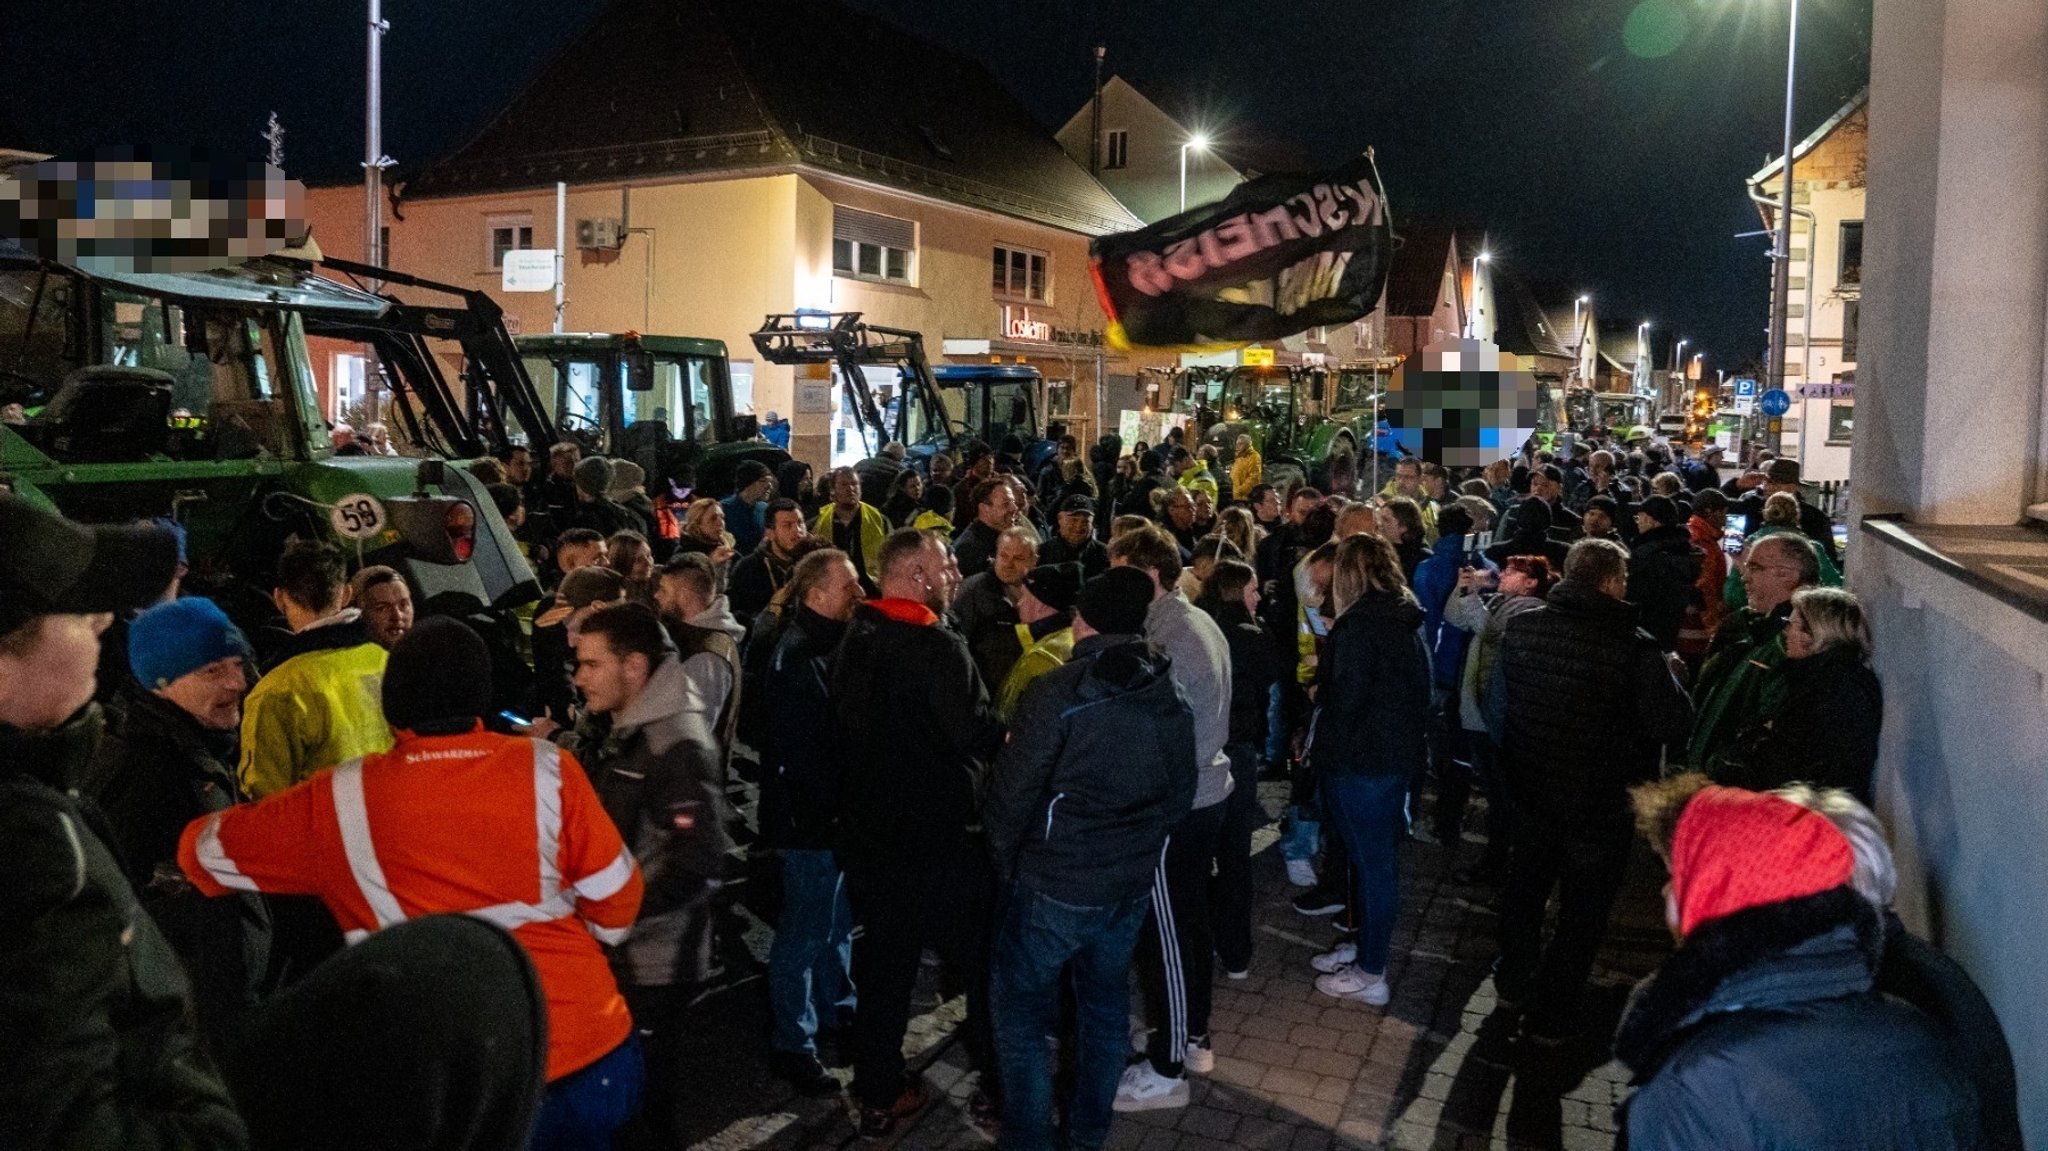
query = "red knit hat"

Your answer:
(1669, 786), (1854, 938)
